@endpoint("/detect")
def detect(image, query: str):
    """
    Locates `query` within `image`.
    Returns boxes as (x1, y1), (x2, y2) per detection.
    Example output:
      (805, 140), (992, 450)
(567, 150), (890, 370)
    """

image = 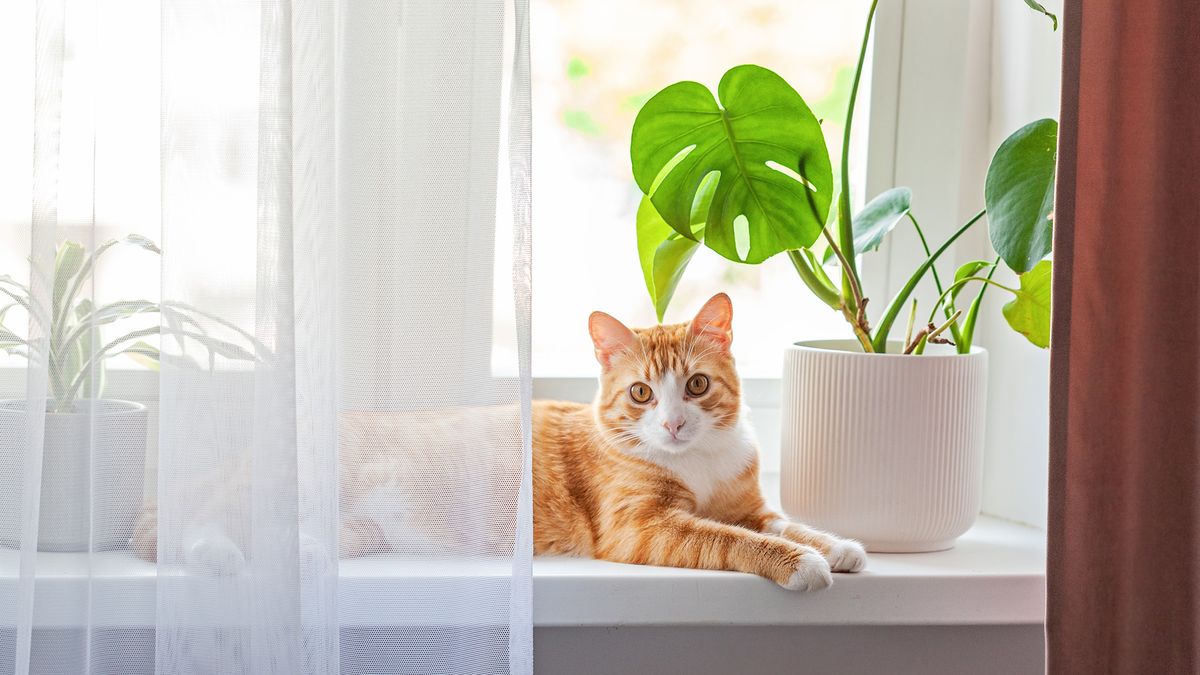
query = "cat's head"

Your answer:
(588, 293), (741, 454)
